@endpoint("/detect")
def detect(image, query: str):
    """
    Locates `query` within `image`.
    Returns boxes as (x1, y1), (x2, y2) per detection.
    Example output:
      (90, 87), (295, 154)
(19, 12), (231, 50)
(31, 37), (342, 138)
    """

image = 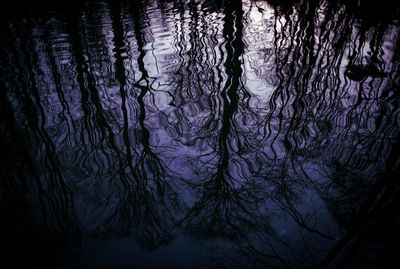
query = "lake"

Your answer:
(1, 0), (399, 268)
